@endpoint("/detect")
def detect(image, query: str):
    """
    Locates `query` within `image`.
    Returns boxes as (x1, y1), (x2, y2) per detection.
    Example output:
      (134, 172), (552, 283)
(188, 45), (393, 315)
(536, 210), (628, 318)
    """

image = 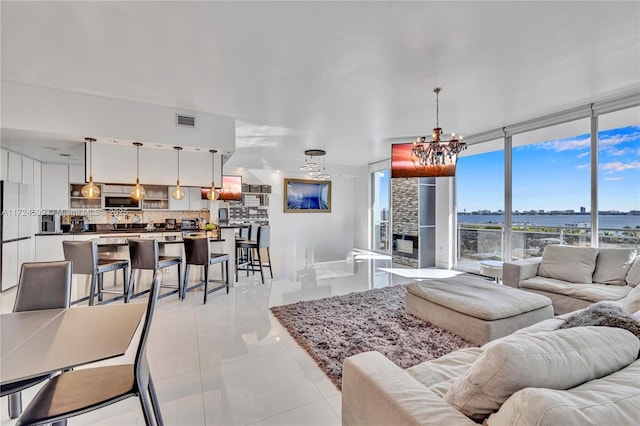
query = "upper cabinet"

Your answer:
(87, 143), (221, 188)
(1, 149), (8, 181)
(7, 151), (22, 183)
(41, 164), (69, 210)
(21, 157), (34, 184)
(69, 164), (86, 183)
